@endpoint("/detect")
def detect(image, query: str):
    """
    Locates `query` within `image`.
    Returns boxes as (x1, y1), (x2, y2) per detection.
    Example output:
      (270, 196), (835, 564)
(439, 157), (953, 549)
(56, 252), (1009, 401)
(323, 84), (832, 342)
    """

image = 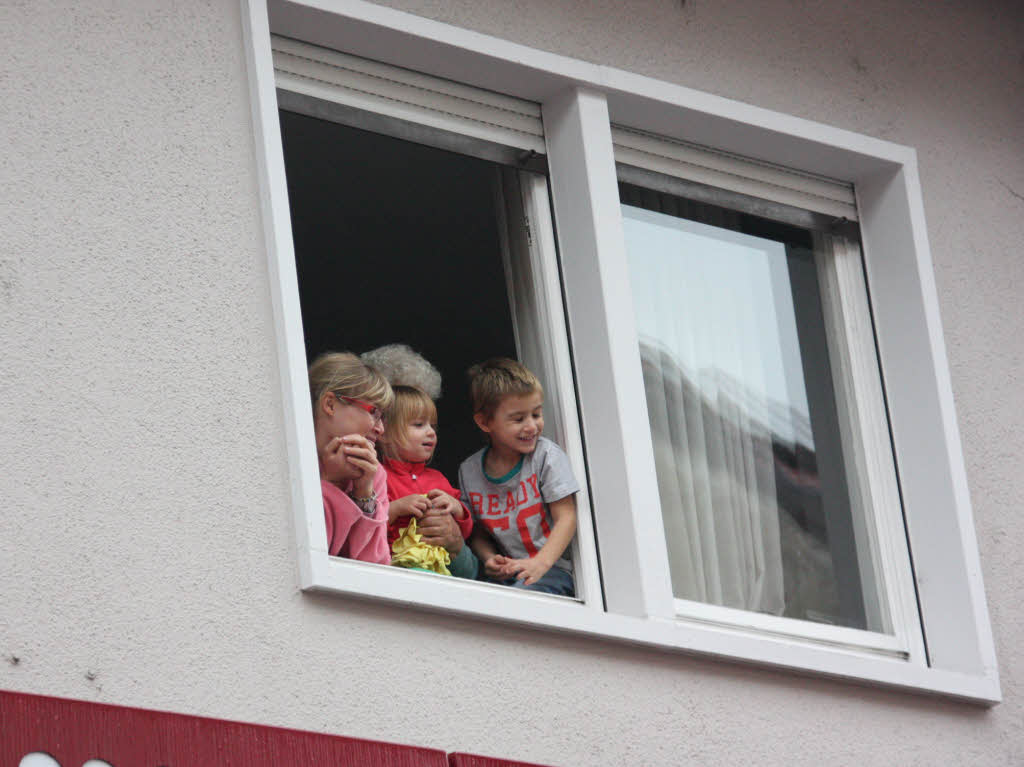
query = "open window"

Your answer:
(279, 112), (517, 480)
(273, 35), (602, 603)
